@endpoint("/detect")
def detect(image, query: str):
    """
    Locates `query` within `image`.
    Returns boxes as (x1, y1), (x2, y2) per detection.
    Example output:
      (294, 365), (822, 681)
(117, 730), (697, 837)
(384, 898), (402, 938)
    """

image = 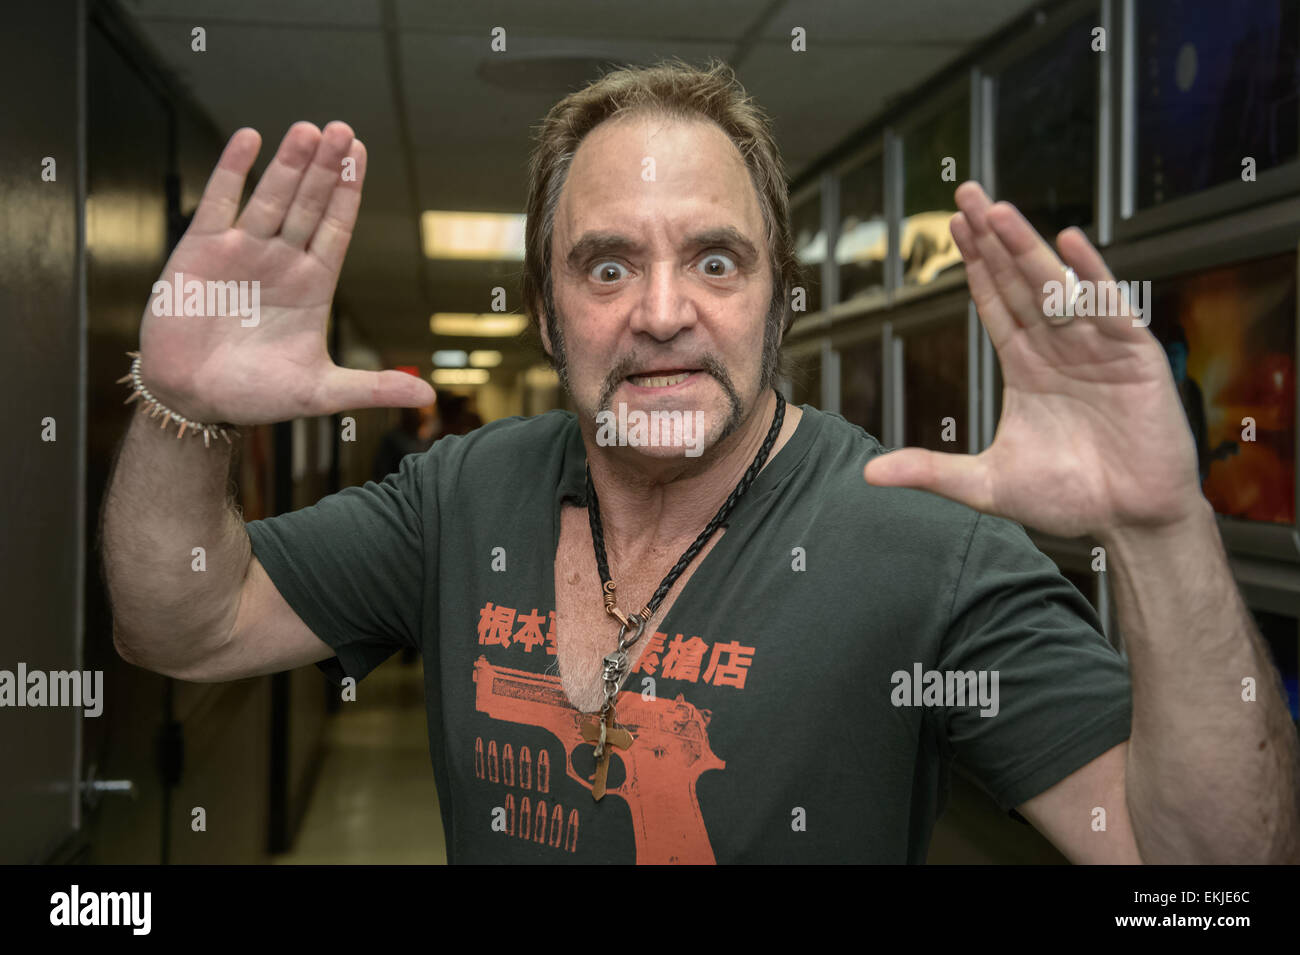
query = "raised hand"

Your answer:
(864, 181), (1204, 539)
(136, 122), (435, 427)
